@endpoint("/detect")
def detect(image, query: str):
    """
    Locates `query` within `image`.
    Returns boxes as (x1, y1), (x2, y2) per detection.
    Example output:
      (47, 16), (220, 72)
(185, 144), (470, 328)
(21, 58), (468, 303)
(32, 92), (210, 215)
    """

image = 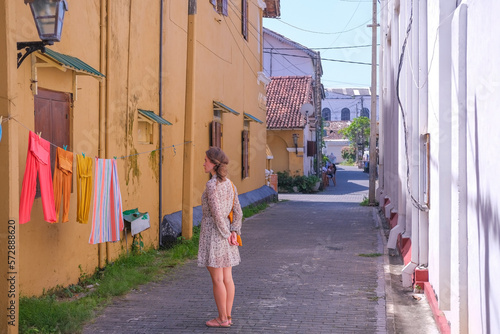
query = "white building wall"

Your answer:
(322, 92), (379, 121)
(323, 139), (349, 164)
(466, 1), (500, 333)
(263, 29), (319, 177)
(380, 0), (500, 332)
(263, 33), (315, 78)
